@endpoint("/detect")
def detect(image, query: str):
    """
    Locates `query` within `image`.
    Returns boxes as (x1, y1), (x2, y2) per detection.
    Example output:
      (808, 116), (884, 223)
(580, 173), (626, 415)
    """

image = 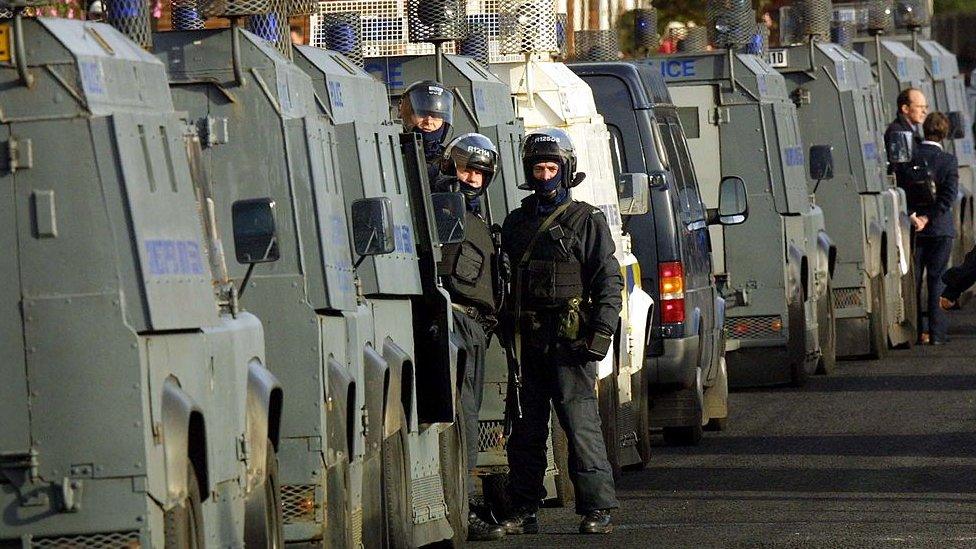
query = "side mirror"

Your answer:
(887, 130), (914, 164)
(617, 173), (650, 216)
(708, 176), (748, 226)
(232, 197), (280, 264)
(431, 192), (466, 245)
(809, 145), (834, 181)
(648, 170), (668, 190)
(351, 196), (396, 259)
(949, 111), (966, 139)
